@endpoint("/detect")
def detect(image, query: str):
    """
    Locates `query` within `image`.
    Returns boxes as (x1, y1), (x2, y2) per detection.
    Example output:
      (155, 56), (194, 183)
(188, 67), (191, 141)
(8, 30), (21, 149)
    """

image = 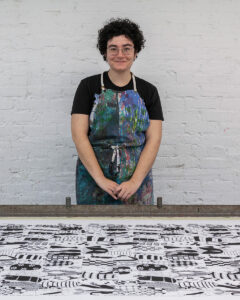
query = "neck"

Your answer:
(107, 69), (132, 87)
